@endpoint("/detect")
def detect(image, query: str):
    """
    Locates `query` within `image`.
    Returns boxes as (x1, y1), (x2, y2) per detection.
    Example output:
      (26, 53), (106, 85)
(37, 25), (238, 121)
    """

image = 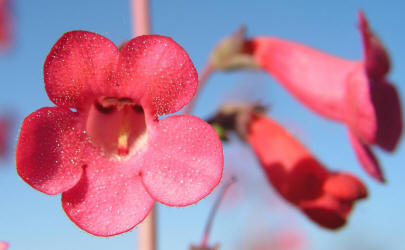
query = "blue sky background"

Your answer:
(0, 1), (404, 249)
